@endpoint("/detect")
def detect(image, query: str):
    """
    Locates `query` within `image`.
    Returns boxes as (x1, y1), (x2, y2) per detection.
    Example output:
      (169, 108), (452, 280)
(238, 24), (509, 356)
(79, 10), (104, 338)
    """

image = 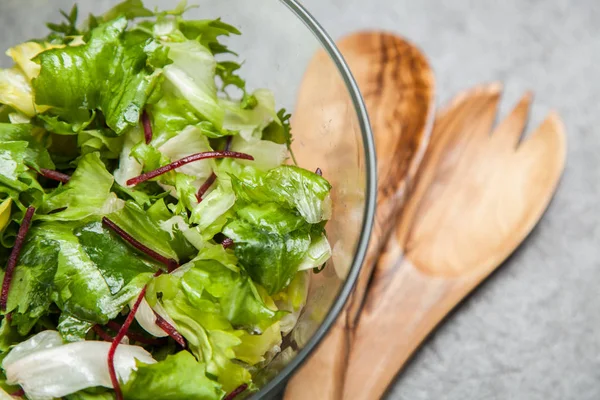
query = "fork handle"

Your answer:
(341, 256), (482, 400)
